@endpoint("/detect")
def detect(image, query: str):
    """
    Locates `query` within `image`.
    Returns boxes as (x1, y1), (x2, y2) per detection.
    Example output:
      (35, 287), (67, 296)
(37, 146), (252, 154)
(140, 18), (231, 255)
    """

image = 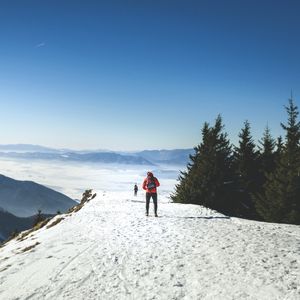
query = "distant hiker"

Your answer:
(142, 171), (160, 217)
(134, 183), (138, 196)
